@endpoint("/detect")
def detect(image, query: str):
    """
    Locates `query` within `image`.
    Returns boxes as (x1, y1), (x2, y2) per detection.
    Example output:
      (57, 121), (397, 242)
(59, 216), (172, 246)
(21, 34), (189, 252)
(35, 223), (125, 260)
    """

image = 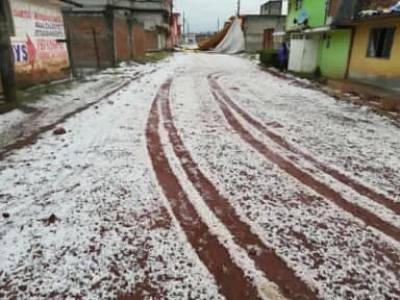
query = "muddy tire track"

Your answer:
(210, 75), (400, 215)
(160, 81), (319, 300)
(208, 76), (400, 242)
(146, 79), (261, 300)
